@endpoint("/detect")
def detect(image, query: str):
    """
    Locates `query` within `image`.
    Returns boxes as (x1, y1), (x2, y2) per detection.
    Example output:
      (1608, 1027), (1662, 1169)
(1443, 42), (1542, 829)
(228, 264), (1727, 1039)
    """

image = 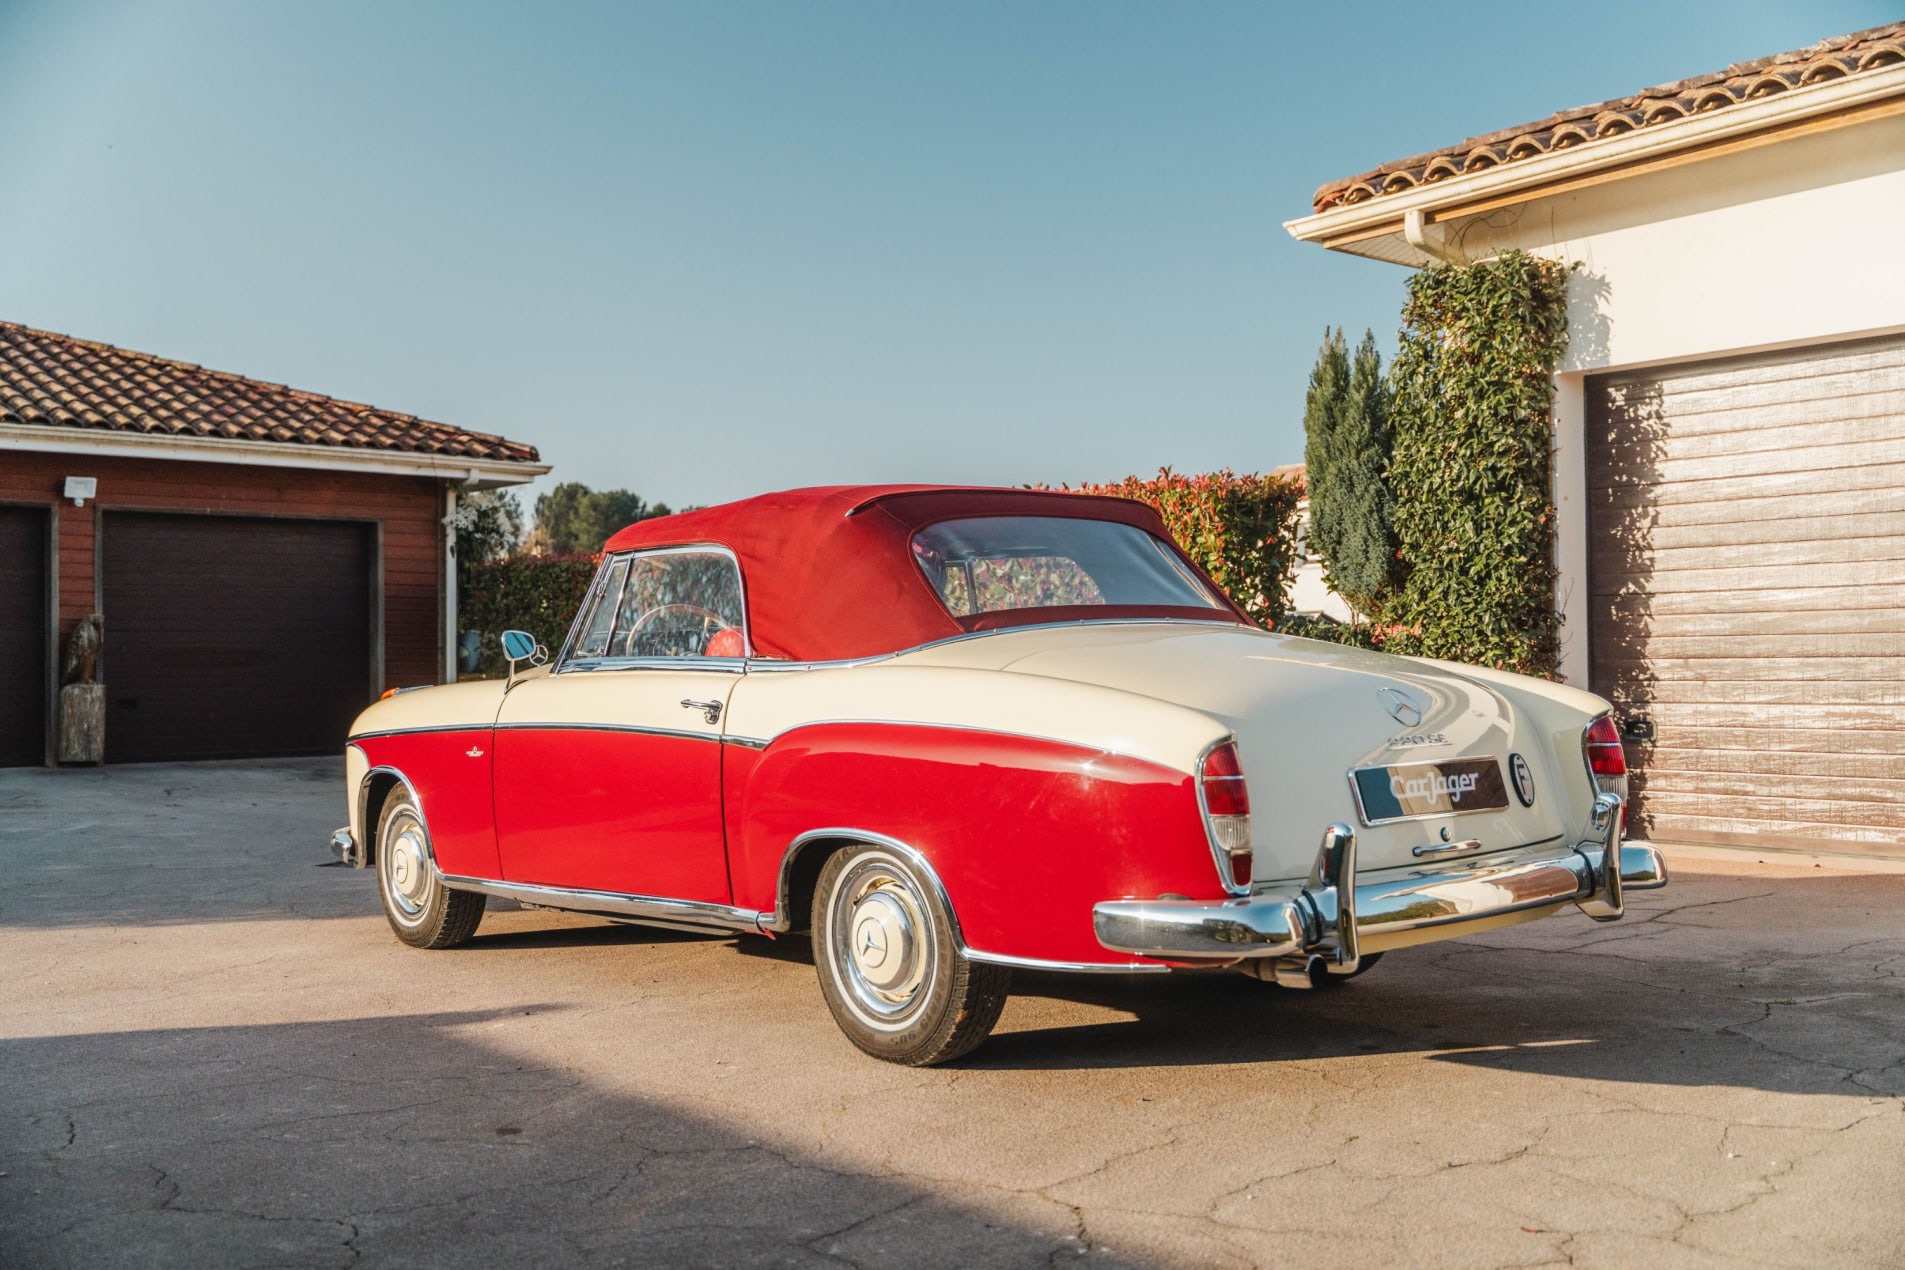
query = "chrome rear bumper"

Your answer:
(1092, 795), (1665, 985)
